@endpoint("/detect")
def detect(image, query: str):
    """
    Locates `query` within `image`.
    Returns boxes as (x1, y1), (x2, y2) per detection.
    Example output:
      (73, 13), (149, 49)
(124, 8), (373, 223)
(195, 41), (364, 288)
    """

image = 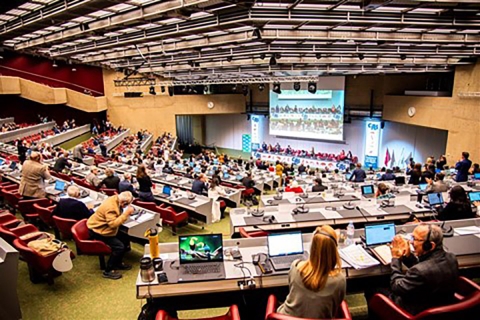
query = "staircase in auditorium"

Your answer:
(0, 76), (107, 113)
